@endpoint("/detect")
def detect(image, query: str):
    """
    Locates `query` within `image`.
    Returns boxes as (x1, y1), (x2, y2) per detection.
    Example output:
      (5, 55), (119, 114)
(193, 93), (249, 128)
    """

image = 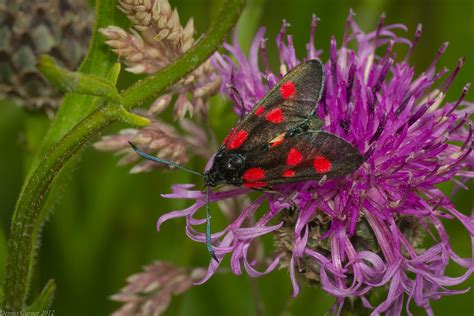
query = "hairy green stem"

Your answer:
(2, 0), (244, 310)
